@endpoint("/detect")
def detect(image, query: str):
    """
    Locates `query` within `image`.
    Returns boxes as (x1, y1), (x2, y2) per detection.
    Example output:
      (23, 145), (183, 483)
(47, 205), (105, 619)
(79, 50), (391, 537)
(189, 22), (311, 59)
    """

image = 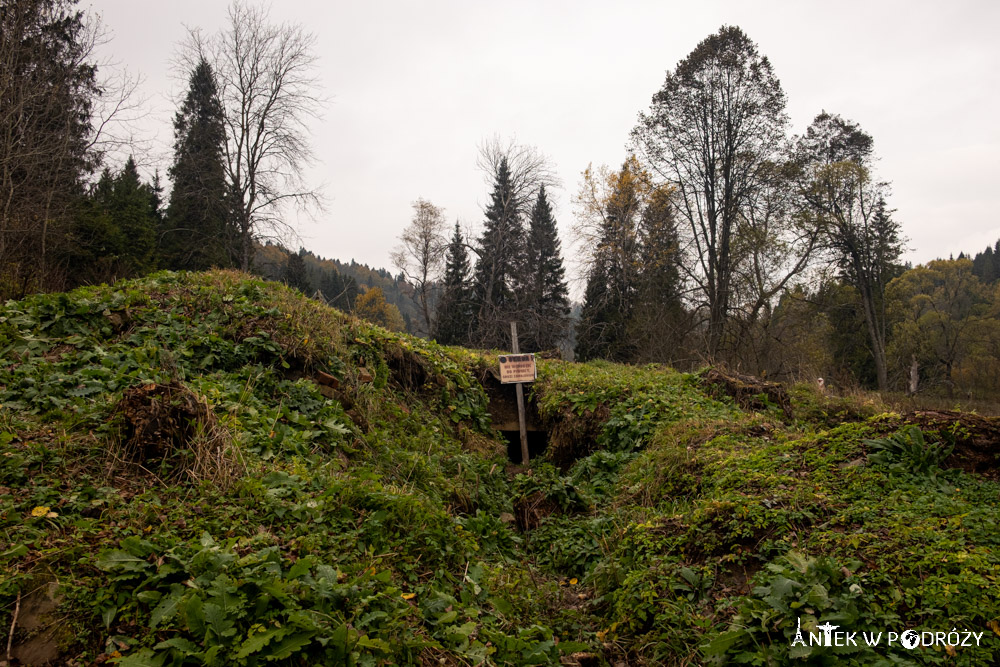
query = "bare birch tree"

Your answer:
(391, 198), (447, 336)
